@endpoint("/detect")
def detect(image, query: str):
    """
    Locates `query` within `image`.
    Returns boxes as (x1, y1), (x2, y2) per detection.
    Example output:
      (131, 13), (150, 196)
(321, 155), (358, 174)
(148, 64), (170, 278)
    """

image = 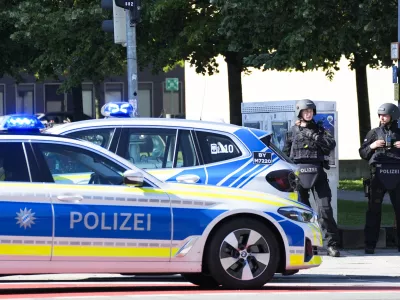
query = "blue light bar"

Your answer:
(101, 102), (134, 118)
(0, 114), (45, 133)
